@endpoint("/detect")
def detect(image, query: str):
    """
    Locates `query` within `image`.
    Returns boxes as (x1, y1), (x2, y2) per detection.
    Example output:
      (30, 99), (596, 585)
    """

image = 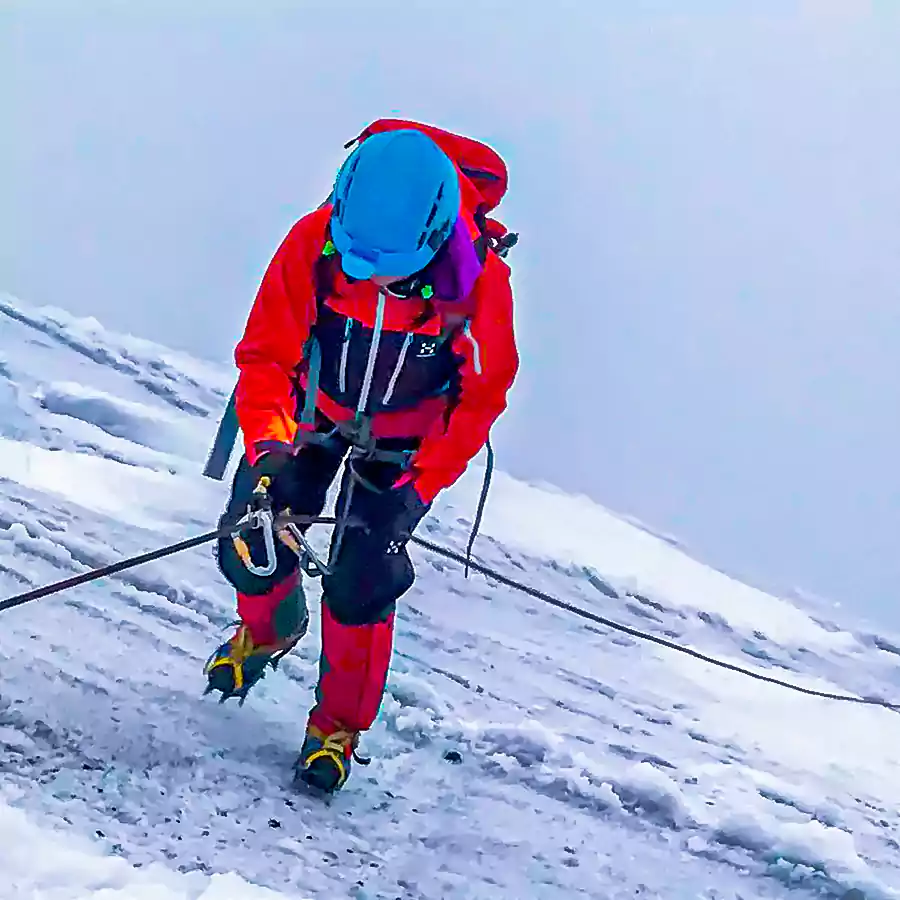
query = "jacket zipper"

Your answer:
(355, 289), (386, 417)
(382, 332), (414, 405)
(338, 318), (352, 393)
